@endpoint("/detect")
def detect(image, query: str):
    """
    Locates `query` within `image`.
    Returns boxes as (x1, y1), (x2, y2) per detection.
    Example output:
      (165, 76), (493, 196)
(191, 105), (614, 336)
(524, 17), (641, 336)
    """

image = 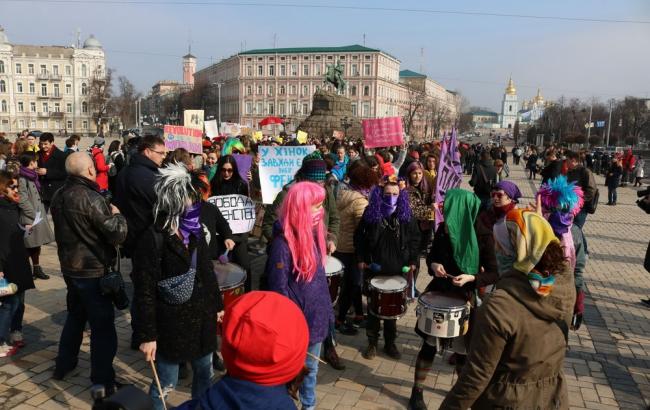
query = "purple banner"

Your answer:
(434, 130), (463, 231)
(232, 154), (252, 183)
